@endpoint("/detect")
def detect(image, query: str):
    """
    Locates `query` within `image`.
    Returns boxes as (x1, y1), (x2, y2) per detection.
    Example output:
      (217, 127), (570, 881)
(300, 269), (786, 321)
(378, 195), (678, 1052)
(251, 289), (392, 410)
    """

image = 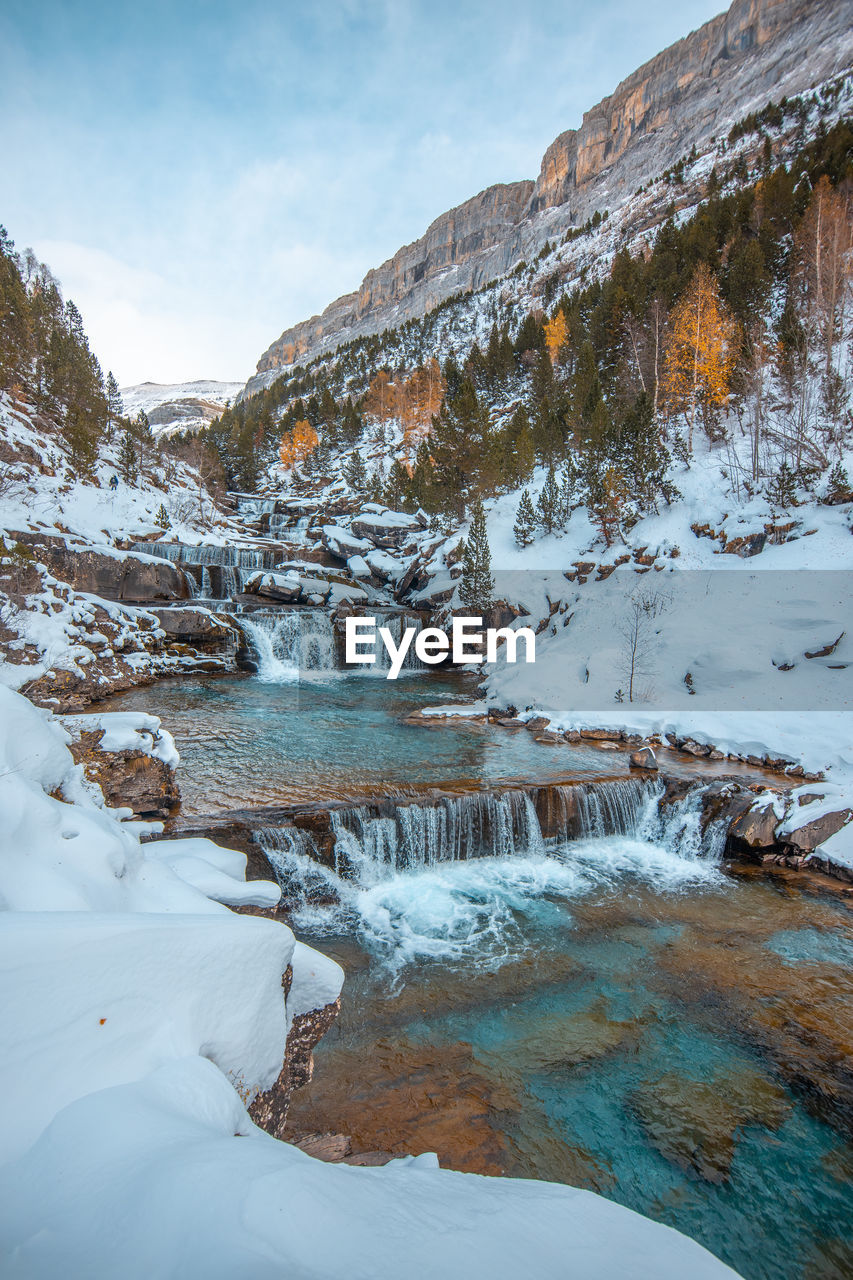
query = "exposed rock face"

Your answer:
(65, 727), (180, 819)
(20, 536), (193, 603)
(630, 747), (658, 771)
(249, 966), (341, 1139)
(729, 801), (780, 849)
(252, 183), (533, 381)
(245, 0), (852, 390)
